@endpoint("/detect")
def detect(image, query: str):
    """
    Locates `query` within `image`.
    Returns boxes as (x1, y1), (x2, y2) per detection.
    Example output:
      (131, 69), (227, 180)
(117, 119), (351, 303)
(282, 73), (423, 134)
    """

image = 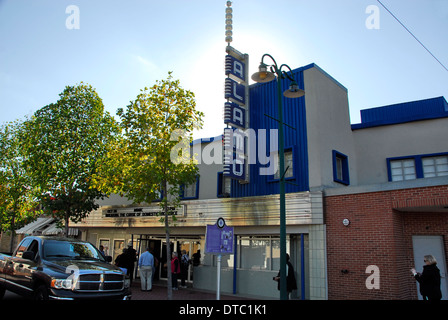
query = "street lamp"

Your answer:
(251, 54), (304, 300)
